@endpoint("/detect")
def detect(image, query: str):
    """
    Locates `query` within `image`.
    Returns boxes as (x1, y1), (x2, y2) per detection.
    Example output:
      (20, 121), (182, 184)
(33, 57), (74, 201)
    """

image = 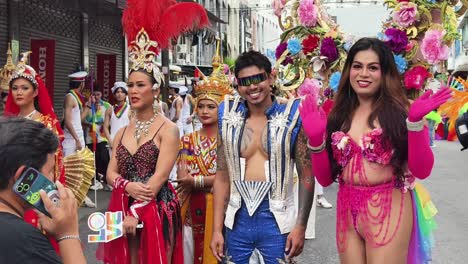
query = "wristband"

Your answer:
(57, 235), (81, 243)
(406, 118), (424, 132)
(307, 139), (326, 153)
